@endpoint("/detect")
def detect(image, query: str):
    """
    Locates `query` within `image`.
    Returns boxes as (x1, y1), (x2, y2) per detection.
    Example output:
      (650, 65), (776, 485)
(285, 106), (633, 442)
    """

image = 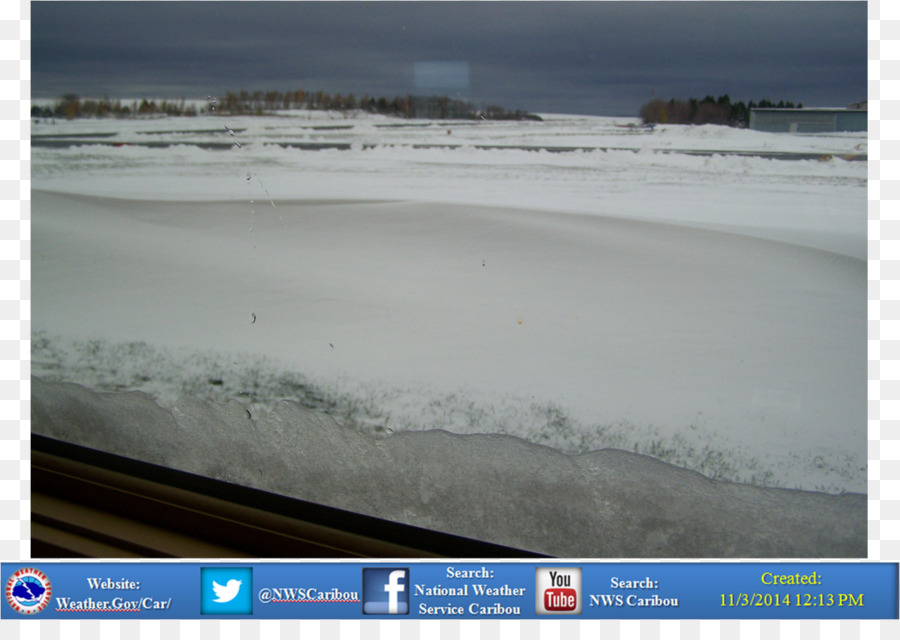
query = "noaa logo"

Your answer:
(6, 568), (52, 615)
